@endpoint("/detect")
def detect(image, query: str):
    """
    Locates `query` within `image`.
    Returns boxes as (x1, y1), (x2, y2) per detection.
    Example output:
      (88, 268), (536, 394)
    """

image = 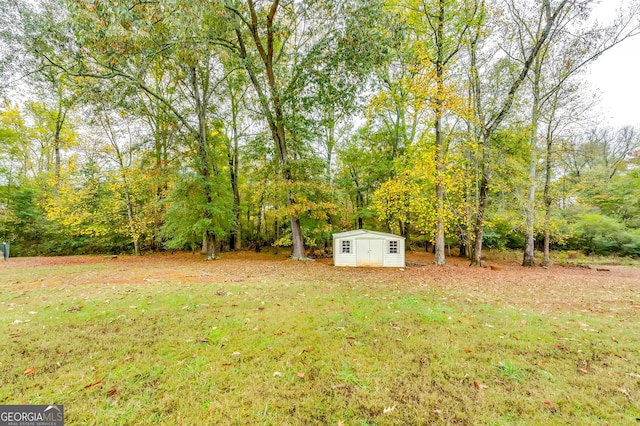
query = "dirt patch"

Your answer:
(1, 251), (638, 315)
